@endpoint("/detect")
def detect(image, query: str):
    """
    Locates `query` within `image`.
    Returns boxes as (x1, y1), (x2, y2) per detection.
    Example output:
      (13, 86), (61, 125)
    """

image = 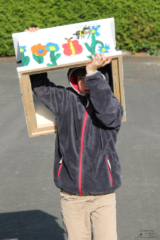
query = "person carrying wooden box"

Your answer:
(27, 26), (123, 240)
